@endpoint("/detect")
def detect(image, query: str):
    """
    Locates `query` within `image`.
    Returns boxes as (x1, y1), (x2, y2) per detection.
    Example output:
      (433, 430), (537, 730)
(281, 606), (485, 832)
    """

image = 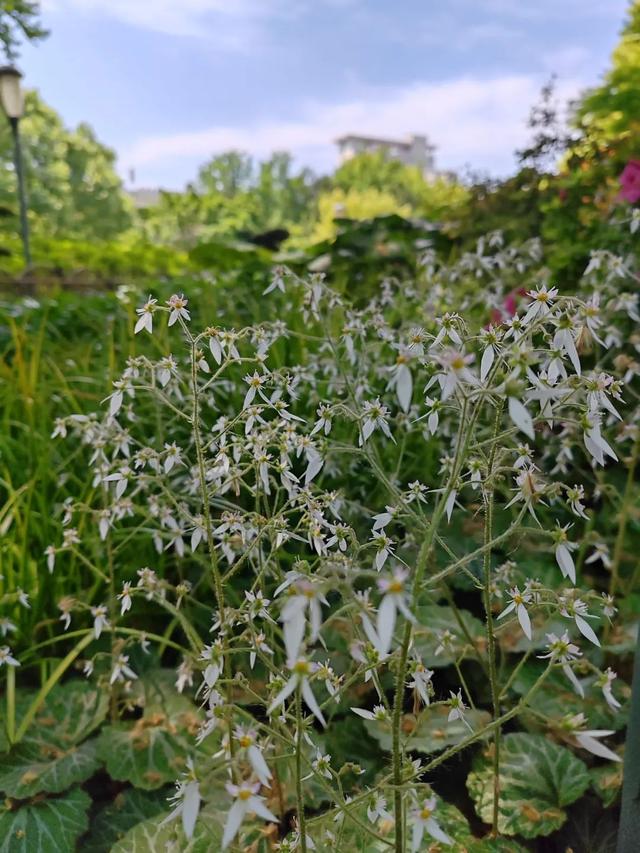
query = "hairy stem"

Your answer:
(296, 686), (308, 852)
(482, 399), (504, 837)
